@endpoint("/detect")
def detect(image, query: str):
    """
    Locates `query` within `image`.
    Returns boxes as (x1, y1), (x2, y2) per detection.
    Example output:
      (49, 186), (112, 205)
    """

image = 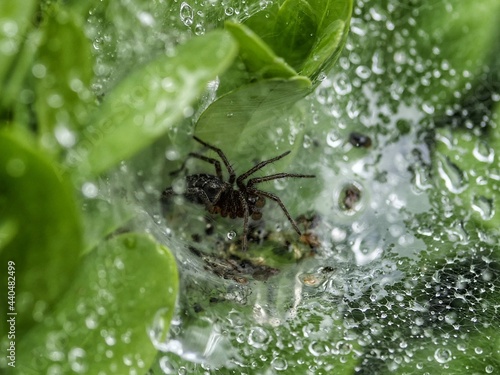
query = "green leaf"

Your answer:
(0, 131), (82, 338)
(16, 233), (179, 375)
(300, 19), (345, 78)
(225, 21), (297, 79)
(195, 76), (311, 159)
(273, 0), (318, 71)
(65, 30), (238, 177)
(0, 0), (38, 93)
(35, 5), (95, 140)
